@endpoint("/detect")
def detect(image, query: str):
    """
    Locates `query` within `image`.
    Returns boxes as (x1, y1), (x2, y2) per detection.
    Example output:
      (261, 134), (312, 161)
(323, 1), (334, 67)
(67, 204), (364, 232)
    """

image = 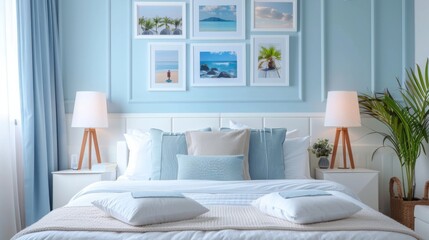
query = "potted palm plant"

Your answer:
(359, 60), (429, 229)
